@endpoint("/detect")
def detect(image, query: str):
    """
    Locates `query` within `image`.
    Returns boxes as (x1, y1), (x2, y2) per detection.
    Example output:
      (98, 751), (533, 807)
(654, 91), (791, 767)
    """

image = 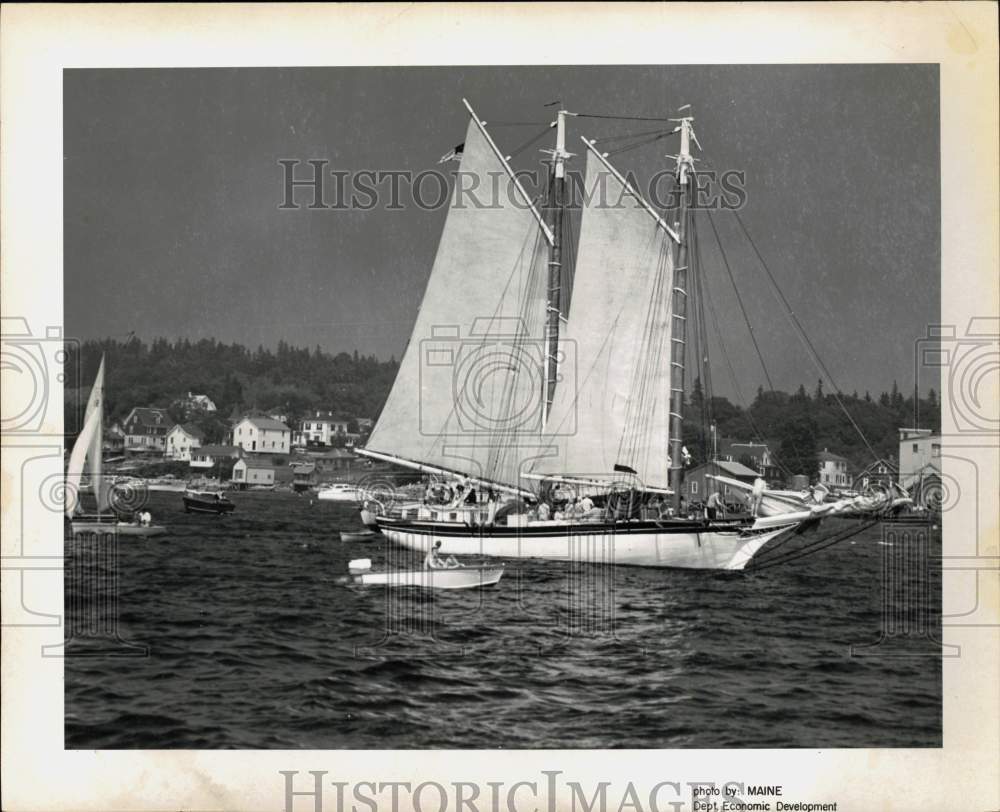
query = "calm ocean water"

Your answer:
(65, 491), (941, 749)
